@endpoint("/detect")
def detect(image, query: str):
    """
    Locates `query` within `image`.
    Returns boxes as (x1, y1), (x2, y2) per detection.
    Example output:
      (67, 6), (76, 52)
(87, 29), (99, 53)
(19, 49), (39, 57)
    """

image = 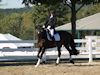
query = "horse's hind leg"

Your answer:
(64, 44), (74, 64)
(70, 38), (79, 55)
